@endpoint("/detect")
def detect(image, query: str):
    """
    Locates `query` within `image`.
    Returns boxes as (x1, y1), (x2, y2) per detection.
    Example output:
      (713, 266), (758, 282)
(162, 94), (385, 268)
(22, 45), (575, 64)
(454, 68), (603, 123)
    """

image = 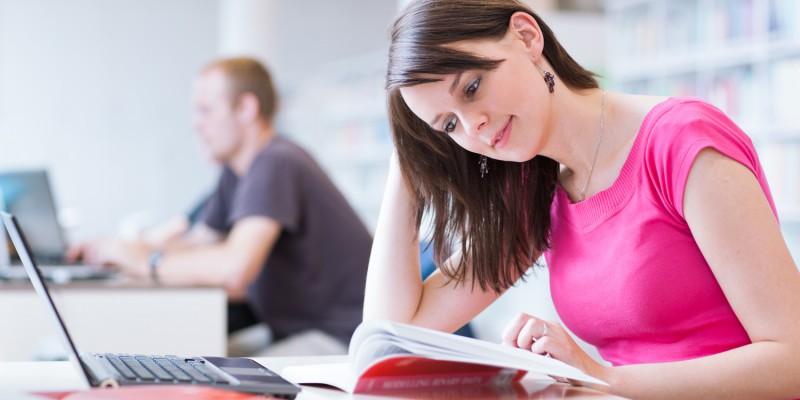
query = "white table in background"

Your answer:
(0, 278), (226, 362)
